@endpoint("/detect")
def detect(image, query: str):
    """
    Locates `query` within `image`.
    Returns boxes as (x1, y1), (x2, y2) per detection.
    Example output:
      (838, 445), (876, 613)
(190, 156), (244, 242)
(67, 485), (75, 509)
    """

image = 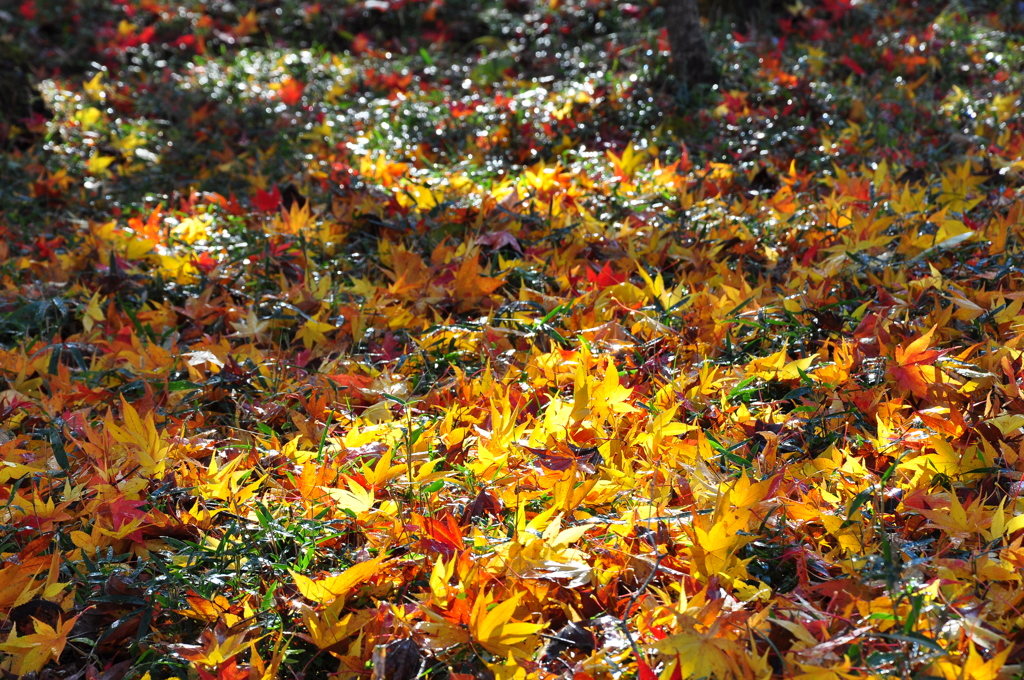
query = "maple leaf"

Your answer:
(105, 496), (149, 542)
(276, 198), (314, 234)
(417, 513), (467, 557)
(469, 590), (544, 656)
(590, 360), (636, 418)
(428, 555), (457, 602)
(106, 396), (168, 477)
(917, 490), (991, 538)
(230, 306), (270, 342)
(0, 564), (44, 611)
(791, 661), (858, 680)
(585, 263), (627, 289)
(87, 154), (116, 177)
(172, 215), (214, 244)
(75, 106), (102, 130)
(196, 659), (250, 680)
(319, 477), (377, 515)
(890, 326), (949, 398)
(290, 553), (387, 605)
(179, 591), (234, 624)
(173, 620), (263, 667)
(397, 183), (442, 211)
(656, 627), (760, 680)
(295, 315), (336, 349)
(298, 603), (372, 652)
(0, 614), (79, 676)
(899, 434), (986, 483)
(745, 347), (816, 381)
(930, 643), (1010, 680)
(452, 254), (503, 304)
(234, 9), (259, 37)
(81, 291), (106, 332)
(689, 506), (753, 578)
(606, 142), (648, 180)
(254, 185), (283, 212)
(477, 230), (523, 256)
